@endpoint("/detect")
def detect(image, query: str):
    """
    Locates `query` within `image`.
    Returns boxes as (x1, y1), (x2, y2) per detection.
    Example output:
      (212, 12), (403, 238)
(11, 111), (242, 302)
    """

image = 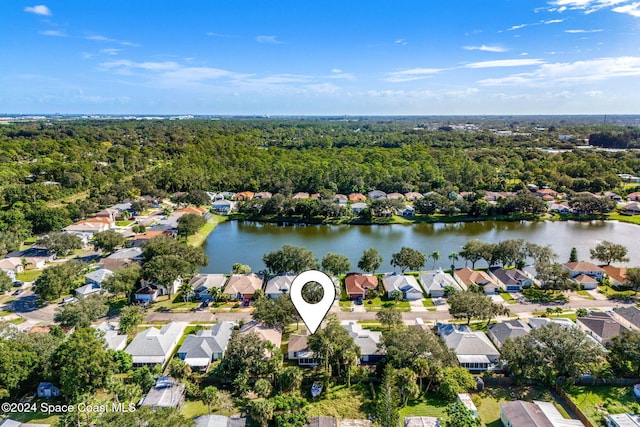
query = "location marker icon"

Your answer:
(290, 270), (336, 334)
